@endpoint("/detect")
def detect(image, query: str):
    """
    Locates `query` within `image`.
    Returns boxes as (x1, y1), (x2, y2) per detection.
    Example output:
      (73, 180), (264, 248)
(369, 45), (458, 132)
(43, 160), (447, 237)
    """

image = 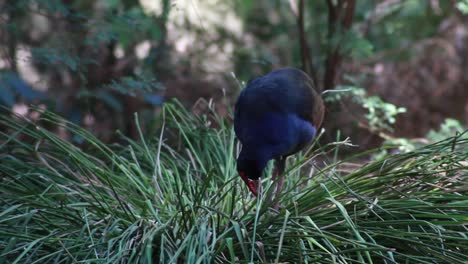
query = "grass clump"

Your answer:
(1, 102), (467, 263)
